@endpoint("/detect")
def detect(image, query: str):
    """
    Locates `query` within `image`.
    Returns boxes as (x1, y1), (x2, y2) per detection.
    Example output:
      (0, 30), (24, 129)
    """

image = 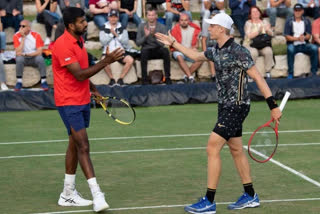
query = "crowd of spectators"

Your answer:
(0, 0), (320, 90)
